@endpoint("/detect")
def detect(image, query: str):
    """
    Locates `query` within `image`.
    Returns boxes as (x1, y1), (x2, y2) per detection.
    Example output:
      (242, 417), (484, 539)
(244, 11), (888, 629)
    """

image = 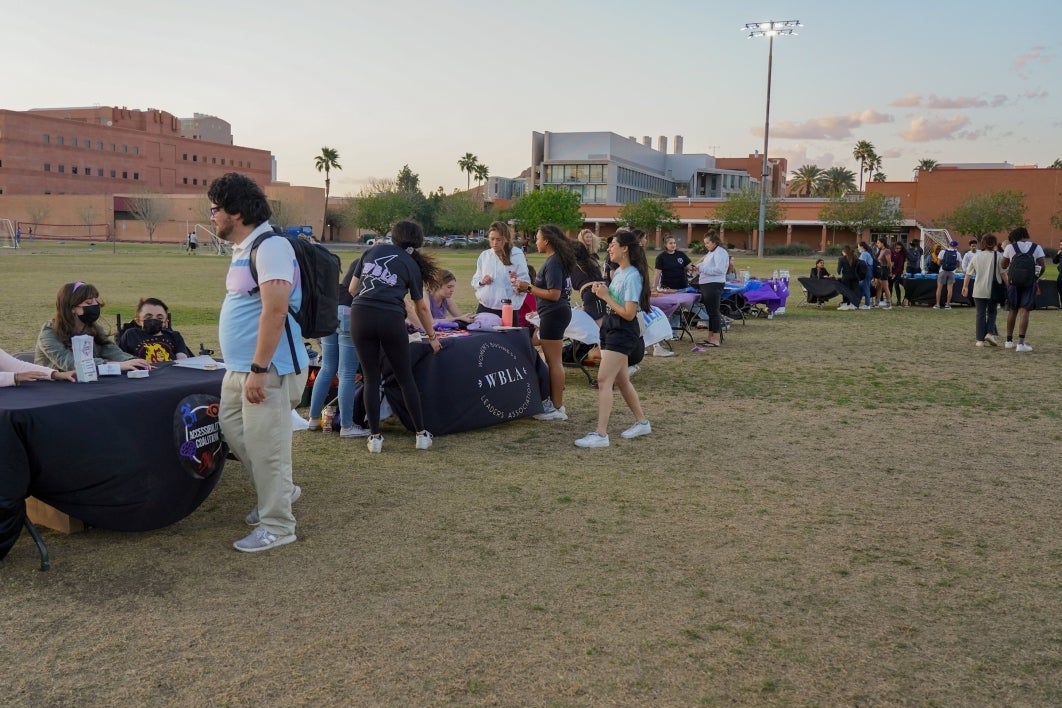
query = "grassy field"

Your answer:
(2, 241), (1061, 705)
